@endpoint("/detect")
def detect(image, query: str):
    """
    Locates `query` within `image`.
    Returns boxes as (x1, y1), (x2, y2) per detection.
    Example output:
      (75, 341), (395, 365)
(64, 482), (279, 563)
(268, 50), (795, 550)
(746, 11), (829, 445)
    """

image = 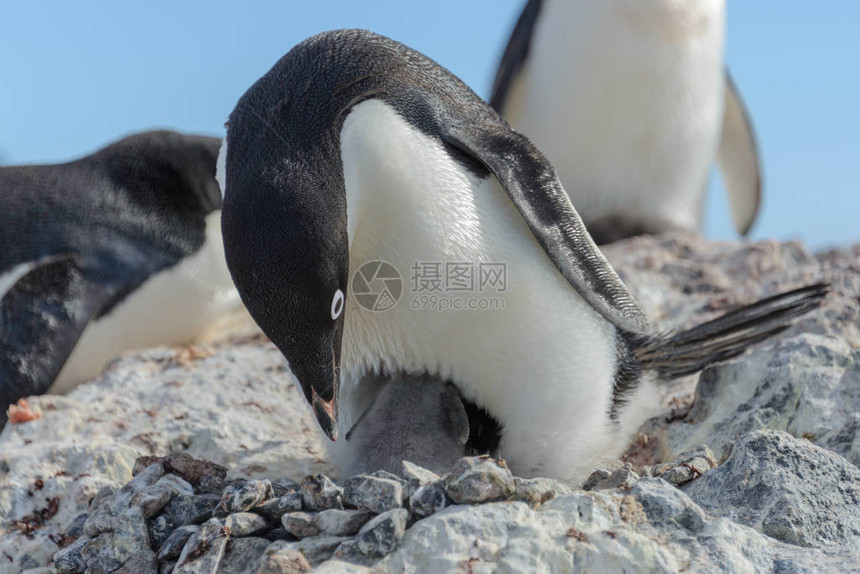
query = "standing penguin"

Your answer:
(220, 30), (823, 483)
(491, 0), (761, 244)
(1, 130), (240, 425)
